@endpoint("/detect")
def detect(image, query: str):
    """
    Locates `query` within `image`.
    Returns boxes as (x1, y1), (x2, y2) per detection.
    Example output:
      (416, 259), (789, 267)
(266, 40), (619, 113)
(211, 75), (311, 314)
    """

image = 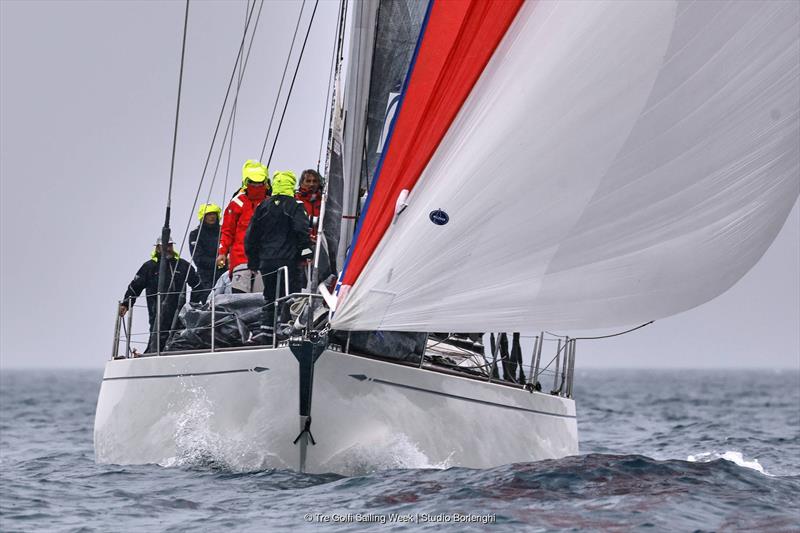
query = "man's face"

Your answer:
(302, 173), (320, 193)
(157, 244), (175, 258)
(204, 212), (218, 225)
